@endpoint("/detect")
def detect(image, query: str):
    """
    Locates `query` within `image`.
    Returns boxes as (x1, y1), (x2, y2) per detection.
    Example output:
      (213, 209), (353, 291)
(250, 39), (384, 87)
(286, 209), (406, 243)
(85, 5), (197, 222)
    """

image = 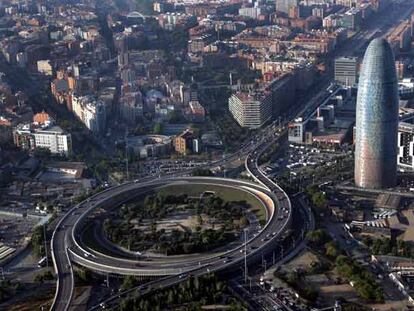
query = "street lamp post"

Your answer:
(125, 129), (129, 181)
(244, 228), (248, 284)
(43, 223), (48, 267)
